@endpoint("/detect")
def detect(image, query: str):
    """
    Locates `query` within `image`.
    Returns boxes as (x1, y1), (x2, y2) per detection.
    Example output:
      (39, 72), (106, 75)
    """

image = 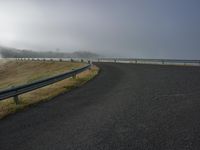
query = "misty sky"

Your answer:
(0, 0), (200, 59)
